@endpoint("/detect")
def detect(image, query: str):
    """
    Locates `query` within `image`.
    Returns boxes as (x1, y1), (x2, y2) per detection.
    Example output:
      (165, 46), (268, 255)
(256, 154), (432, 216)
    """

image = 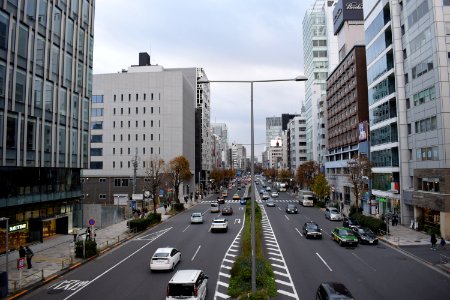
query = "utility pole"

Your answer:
(132, 148), (138, 194)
